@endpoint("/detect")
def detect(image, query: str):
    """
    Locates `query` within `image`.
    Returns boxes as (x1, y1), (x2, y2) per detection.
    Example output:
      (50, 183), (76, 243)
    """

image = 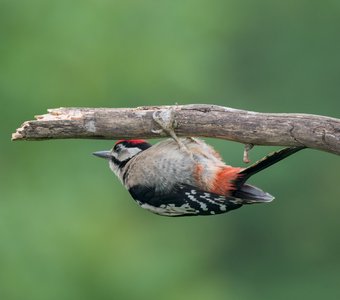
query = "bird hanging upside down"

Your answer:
(94, 109), (305, 216)
(93, 137), (304, 217)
